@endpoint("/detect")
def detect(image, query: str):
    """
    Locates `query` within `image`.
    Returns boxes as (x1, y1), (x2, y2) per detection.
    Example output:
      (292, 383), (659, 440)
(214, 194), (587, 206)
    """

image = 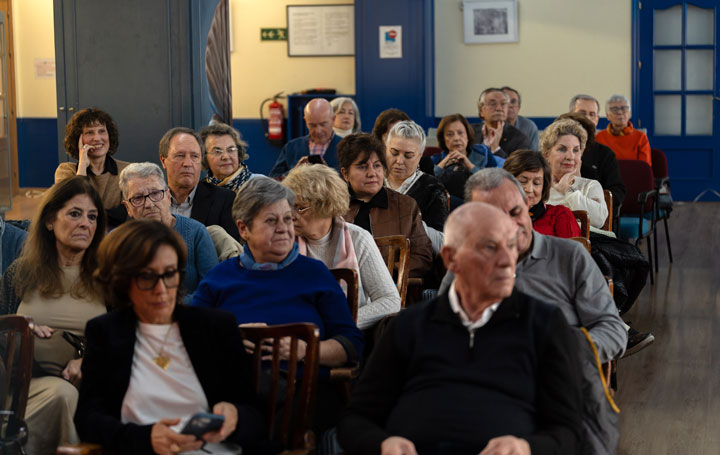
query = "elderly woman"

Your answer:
(193, 176), (363, 368)
(432, 113), (504, 205)
(540, 118), (608, 230)
(338, 133), (433, 279)
(0, 177), (106, 453)
(283, 164), (400, 330)
(371, 108), (410, 145)
(595, 94), (651, 166)
(55, 108), (130, 226)
(119, 162), (218, 304)
(331, 97), (361, 137)
(503, 150), (581, 239)
(75, 220), (264, 454)
(384, 121), (448, 252)
(199, 122), (257, 193)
